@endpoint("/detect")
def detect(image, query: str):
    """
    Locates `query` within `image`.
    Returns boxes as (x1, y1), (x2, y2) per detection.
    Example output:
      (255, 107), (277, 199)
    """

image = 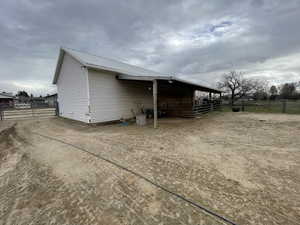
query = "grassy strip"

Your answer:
(222, 103), (300, 114)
